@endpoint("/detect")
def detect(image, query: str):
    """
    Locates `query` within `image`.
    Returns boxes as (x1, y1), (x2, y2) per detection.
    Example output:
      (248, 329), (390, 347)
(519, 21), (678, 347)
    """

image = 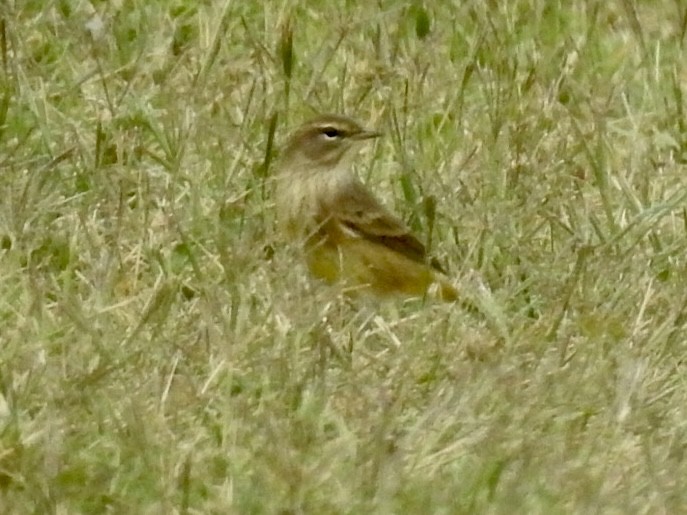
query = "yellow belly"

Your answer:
(305, 238), (457, 301)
